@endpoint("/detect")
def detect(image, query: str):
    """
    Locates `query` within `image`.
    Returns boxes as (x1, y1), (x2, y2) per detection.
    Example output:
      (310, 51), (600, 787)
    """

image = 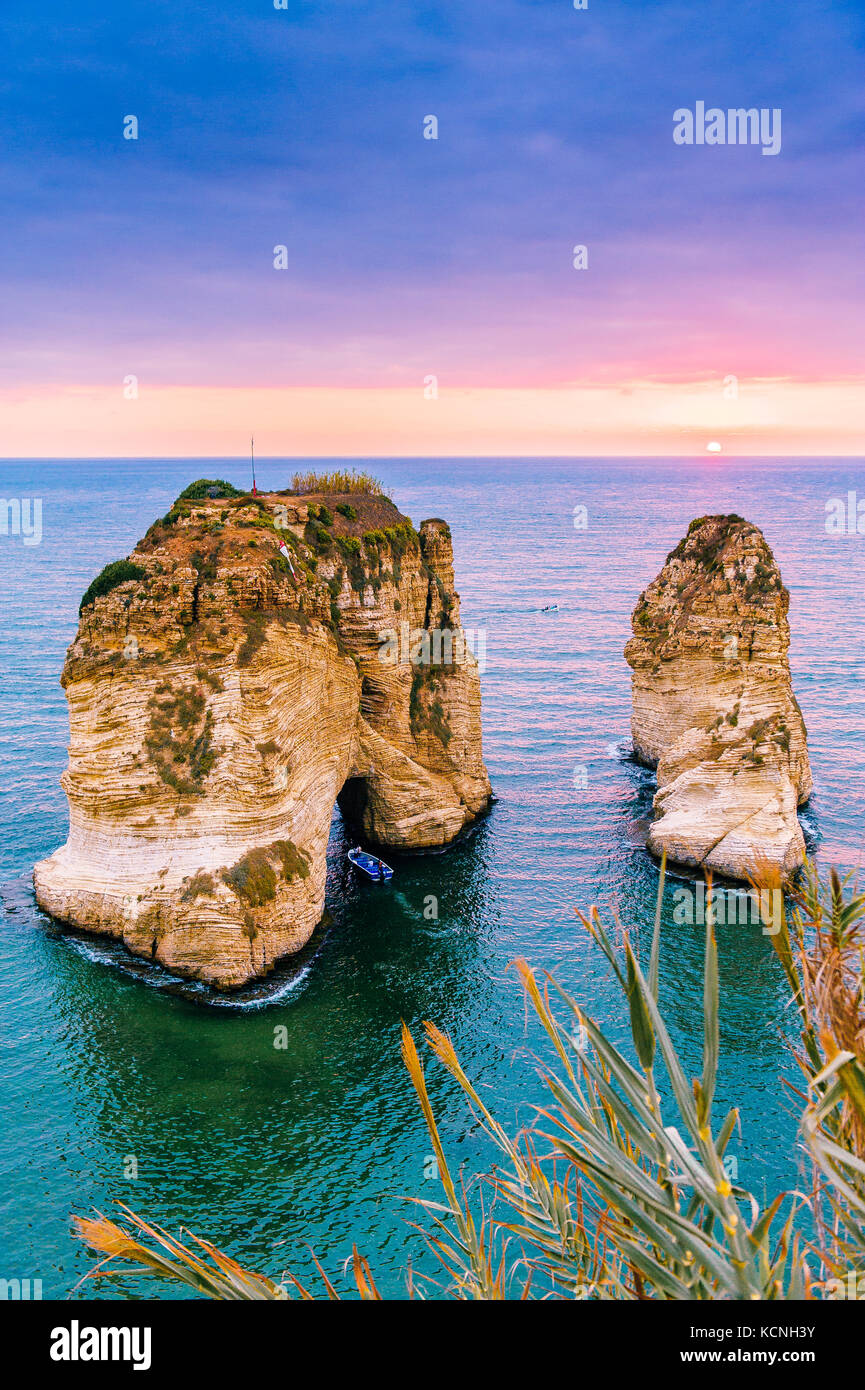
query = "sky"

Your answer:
(1, 0), (863, 456)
